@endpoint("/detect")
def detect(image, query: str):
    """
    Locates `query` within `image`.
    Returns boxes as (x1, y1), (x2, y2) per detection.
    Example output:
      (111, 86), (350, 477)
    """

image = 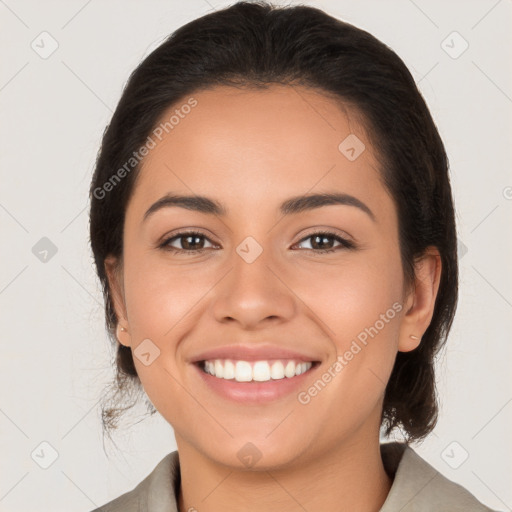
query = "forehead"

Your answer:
(128, 84), (391, 219)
